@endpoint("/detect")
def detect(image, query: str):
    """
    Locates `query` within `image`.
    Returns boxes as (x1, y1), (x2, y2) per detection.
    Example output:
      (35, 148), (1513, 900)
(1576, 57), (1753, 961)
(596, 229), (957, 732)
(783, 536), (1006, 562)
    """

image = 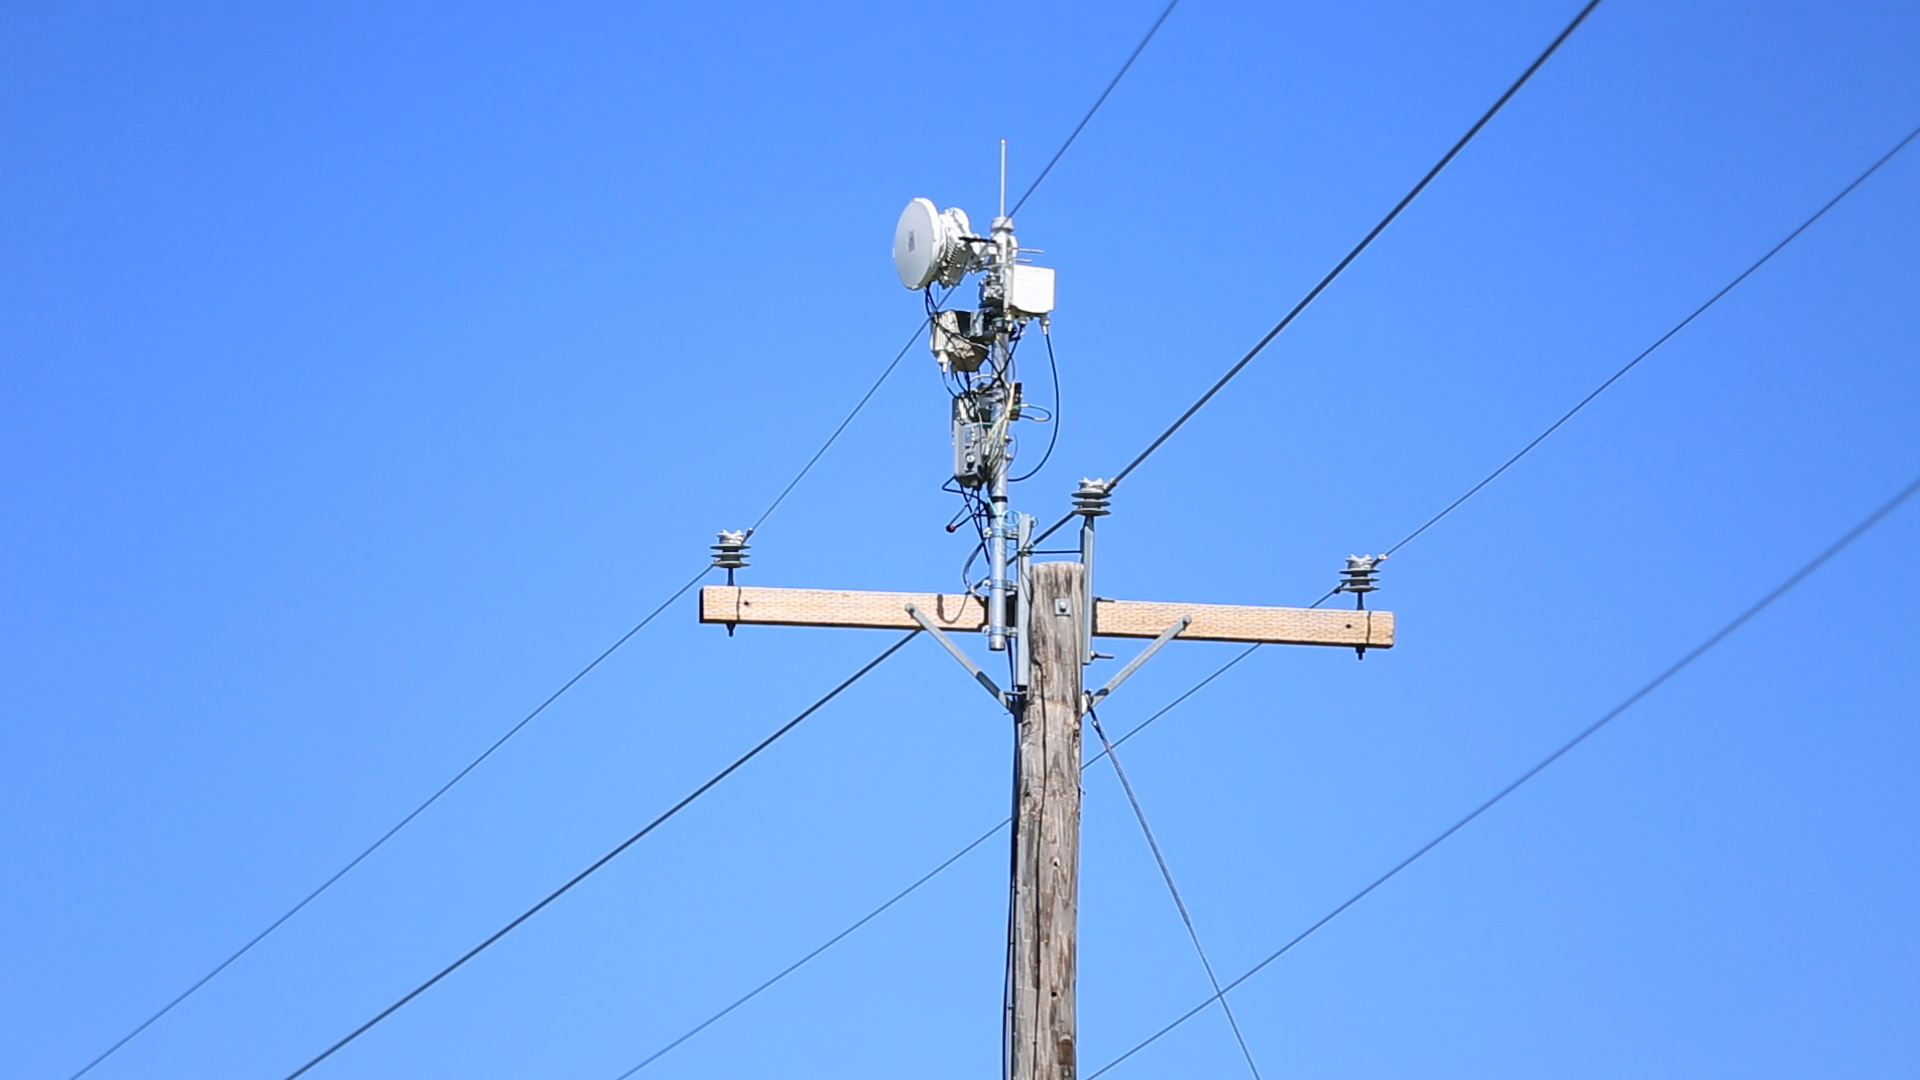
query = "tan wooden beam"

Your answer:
(1094, 598), (1392, 648)
(700, 586), (1393, 649)
(701, 586), (989, 633)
